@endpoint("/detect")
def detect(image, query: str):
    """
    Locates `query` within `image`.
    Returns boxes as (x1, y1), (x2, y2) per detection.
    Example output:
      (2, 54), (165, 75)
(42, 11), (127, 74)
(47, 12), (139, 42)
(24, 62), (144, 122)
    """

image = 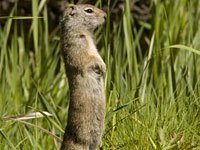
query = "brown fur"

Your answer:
(60, 4), (106, 150)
